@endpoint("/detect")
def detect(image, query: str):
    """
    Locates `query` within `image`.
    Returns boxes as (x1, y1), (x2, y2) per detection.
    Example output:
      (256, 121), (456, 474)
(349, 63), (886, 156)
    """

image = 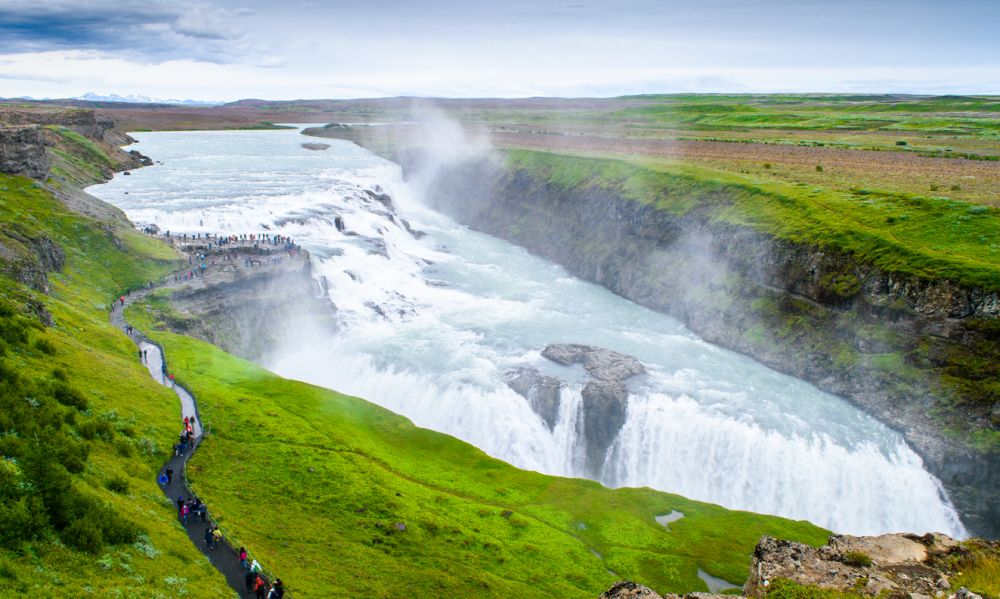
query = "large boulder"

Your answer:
(542, 343), (645, 382)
